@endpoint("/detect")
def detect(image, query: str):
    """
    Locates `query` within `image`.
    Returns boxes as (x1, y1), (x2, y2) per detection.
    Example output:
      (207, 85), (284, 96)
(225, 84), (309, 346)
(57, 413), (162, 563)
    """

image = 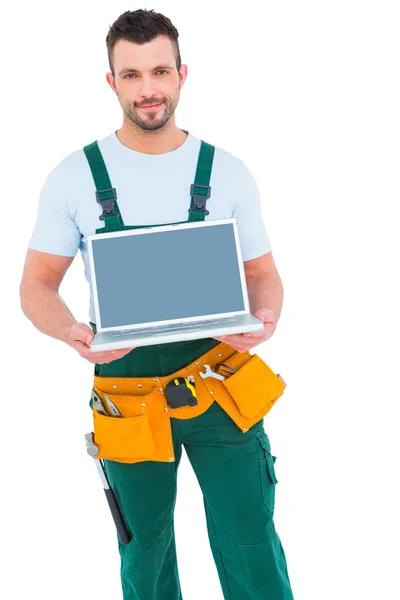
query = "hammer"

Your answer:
(84, 432), (131, 545)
